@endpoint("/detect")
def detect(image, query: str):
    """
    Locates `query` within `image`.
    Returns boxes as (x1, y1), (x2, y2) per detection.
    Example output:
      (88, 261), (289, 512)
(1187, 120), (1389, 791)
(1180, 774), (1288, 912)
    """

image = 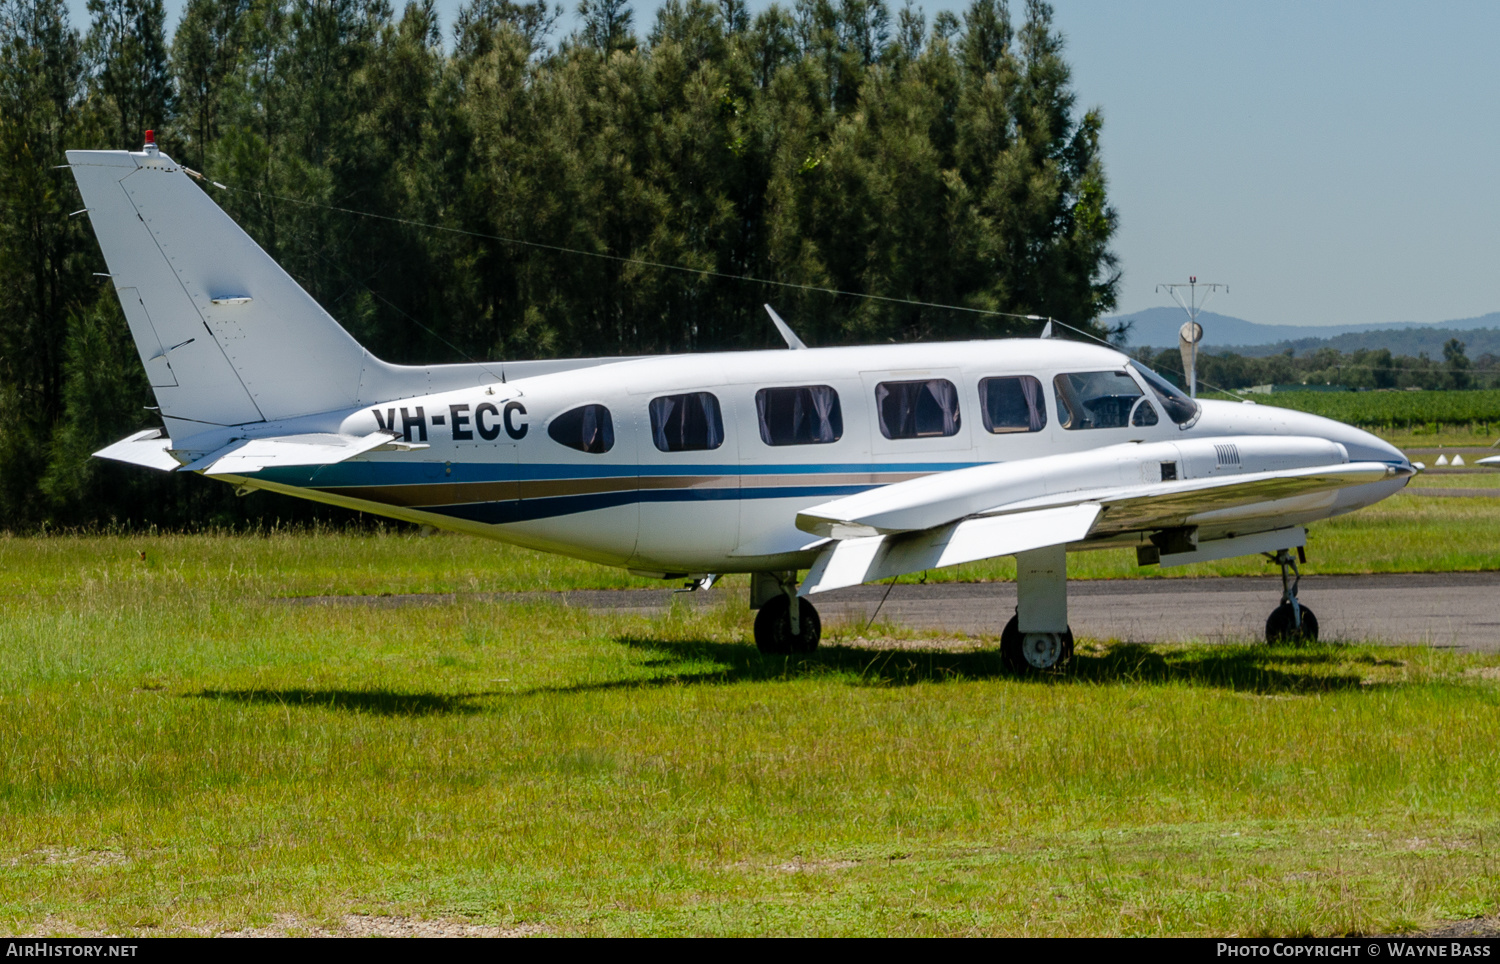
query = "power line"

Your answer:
(189, 170), (1061, 328)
